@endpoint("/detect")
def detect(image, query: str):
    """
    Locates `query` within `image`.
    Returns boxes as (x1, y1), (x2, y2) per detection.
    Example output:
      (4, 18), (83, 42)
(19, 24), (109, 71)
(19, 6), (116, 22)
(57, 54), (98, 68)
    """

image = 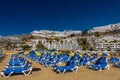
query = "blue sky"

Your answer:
(0, 0), (120, 36)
